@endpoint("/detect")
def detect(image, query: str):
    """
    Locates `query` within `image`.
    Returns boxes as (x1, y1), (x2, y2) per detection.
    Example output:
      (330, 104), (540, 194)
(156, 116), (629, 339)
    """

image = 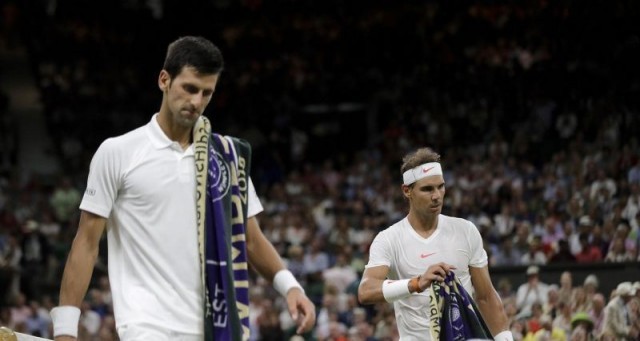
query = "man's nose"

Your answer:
(432, 190), (441, 201)
(190, 93), (204, 107)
